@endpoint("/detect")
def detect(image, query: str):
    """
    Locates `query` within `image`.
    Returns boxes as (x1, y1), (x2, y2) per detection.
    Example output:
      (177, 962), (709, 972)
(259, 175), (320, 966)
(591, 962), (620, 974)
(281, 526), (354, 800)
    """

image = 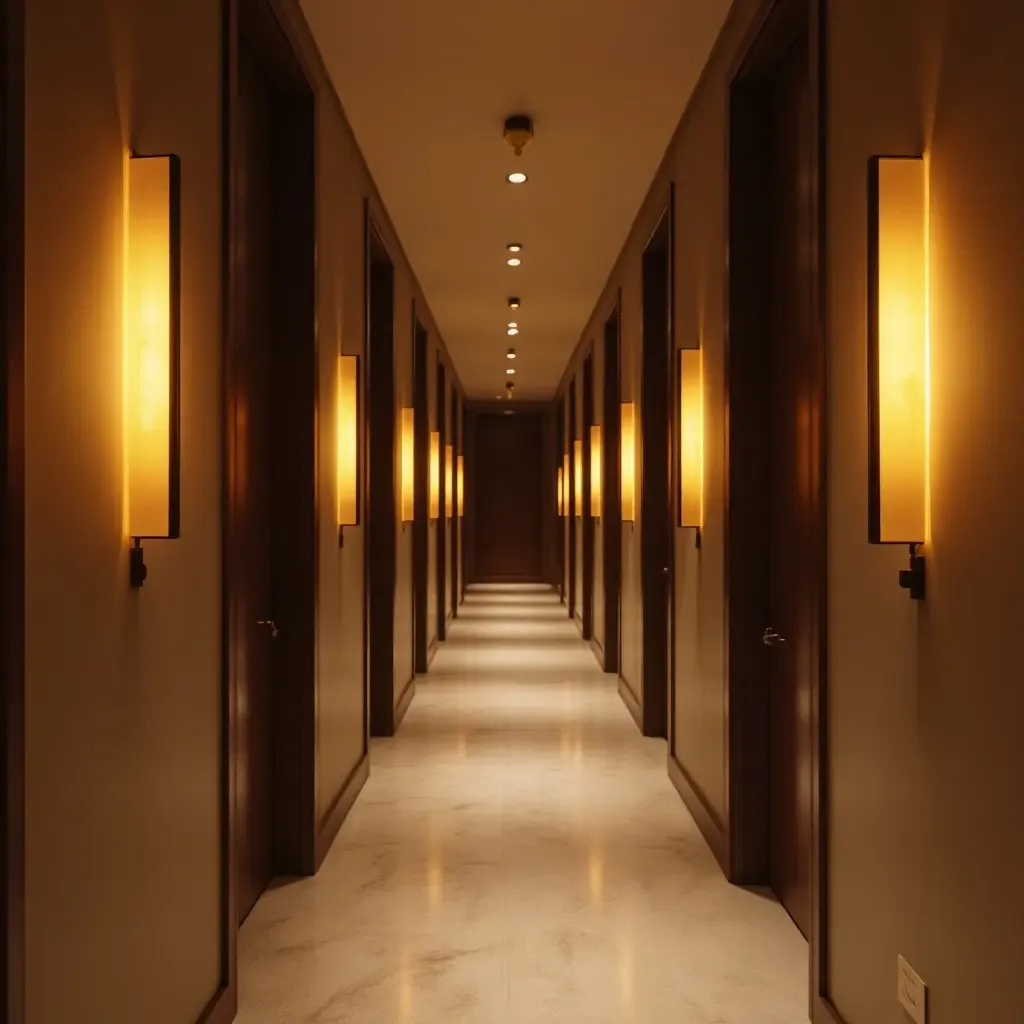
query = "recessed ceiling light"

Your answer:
(508, 297), (520, 309)
(507, 328), (519, 336)
(508, 322), (518, 328)
(507, 243), (522, 253)
(507, 258), (521, 267)
(507, 172), (528, 184)
(506, 367), (516, 375)
(507, 348), (516, 359)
